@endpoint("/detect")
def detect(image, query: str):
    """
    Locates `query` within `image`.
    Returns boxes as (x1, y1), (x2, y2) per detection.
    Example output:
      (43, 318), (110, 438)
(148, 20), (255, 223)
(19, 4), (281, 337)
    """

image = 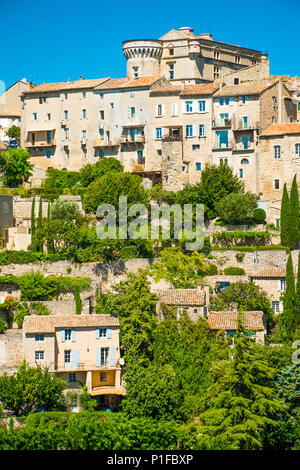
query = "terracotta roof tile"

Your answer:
(180, 83), (219, 96)
(250, 268), (286, 278)
(95, 76), (160, 91)
(158, 288), (206, 305)
(0, 108), (21, 117)
(24, 78), (110, 94)
(150, 85), (182, 96)
(214, 79), (277, 97)
(260, 123), (300, 137)
(23, 314), (119, 333)
(208, 311), (265, 330)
